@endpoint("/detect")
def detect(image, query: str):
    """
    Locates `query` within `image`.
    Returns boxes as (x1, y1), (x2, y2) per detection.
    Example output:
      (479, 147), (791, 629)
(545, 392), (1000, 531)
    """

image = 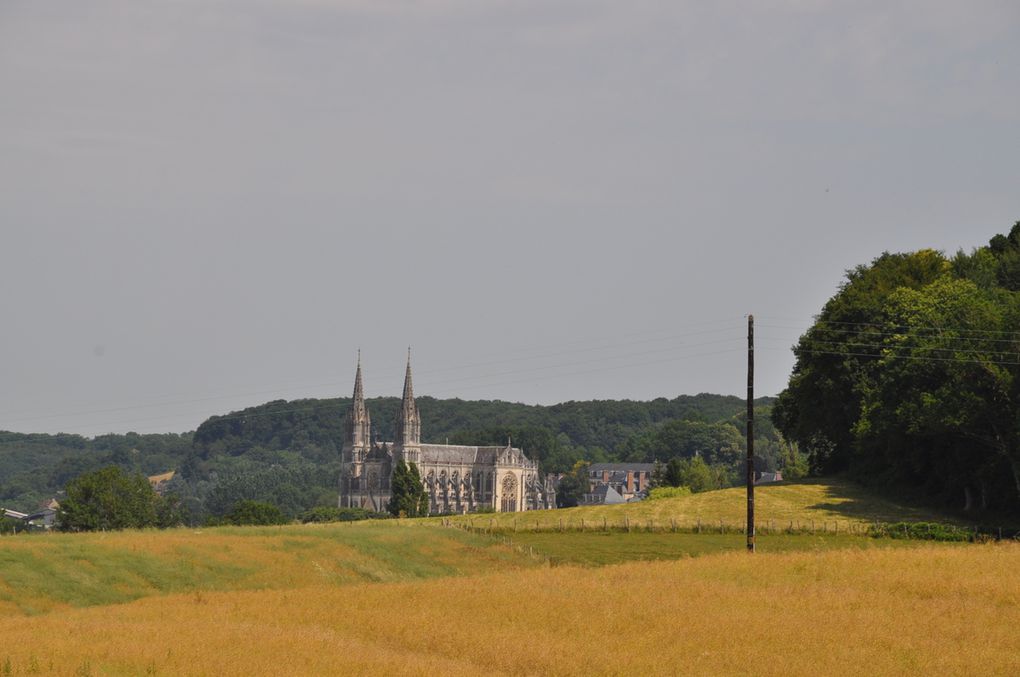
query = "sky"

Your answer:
(1, 0), (1018, 436)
